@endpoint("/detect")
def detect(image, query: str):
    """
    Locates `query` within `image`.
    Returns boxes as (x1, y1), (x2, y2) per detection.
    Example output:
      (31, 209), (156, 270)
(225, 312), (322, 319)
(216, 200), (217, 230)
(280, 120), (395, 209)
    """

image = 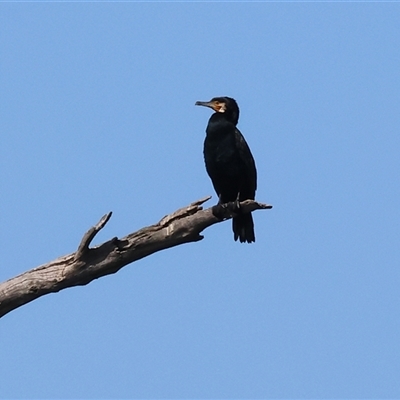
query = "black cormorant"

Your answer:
(195, 96), (257, 243)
